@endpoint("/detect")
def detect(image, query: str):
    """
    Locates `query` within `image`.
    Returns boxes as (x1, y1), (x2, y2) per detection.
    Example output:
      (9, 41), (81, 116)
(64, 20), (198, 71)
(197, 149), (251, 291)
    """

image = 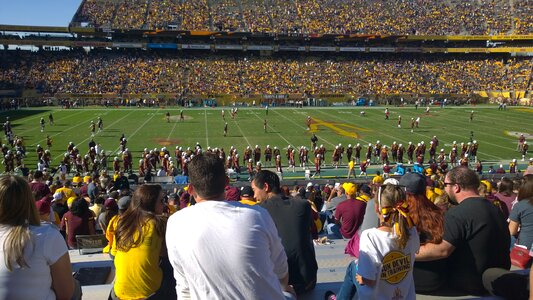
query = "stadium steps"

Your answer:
(142, 0), (152, 30)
